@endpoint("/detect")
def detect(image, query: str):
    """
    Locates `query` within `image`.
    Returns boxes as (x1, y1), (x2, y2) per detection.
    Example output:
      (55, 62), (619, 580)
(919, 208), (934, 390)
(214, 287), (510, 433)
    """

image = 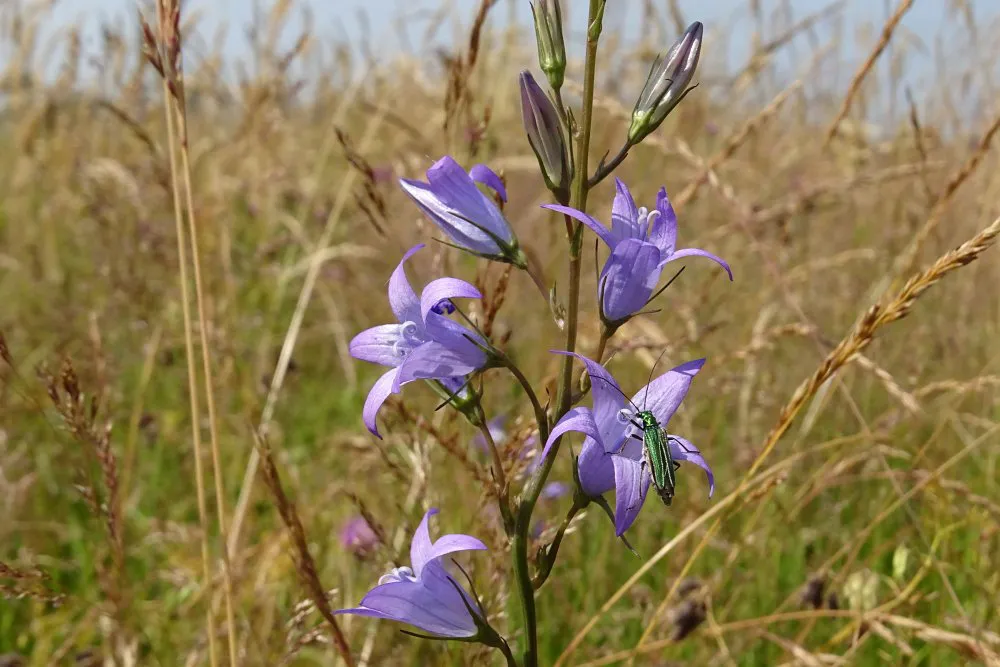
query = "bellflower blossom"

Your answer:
(543, 179), (732, 325)
(400, 157), (524, 265)
(541, 352), (715, 536)
(339, 515), (380, 558)
(335, 508), (488, 638)
(349, 244), (489, 438)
